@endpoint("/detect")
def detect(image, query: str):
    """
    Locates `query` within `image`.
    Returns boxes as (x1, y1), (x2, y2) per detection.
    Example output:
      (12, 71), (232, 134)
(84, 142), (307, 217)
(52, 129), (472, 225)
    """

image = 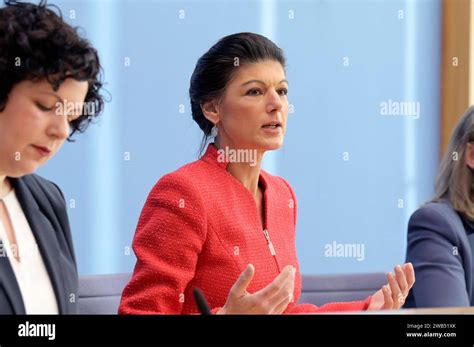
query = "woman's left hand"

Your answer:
(367, 263), (415, 310)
